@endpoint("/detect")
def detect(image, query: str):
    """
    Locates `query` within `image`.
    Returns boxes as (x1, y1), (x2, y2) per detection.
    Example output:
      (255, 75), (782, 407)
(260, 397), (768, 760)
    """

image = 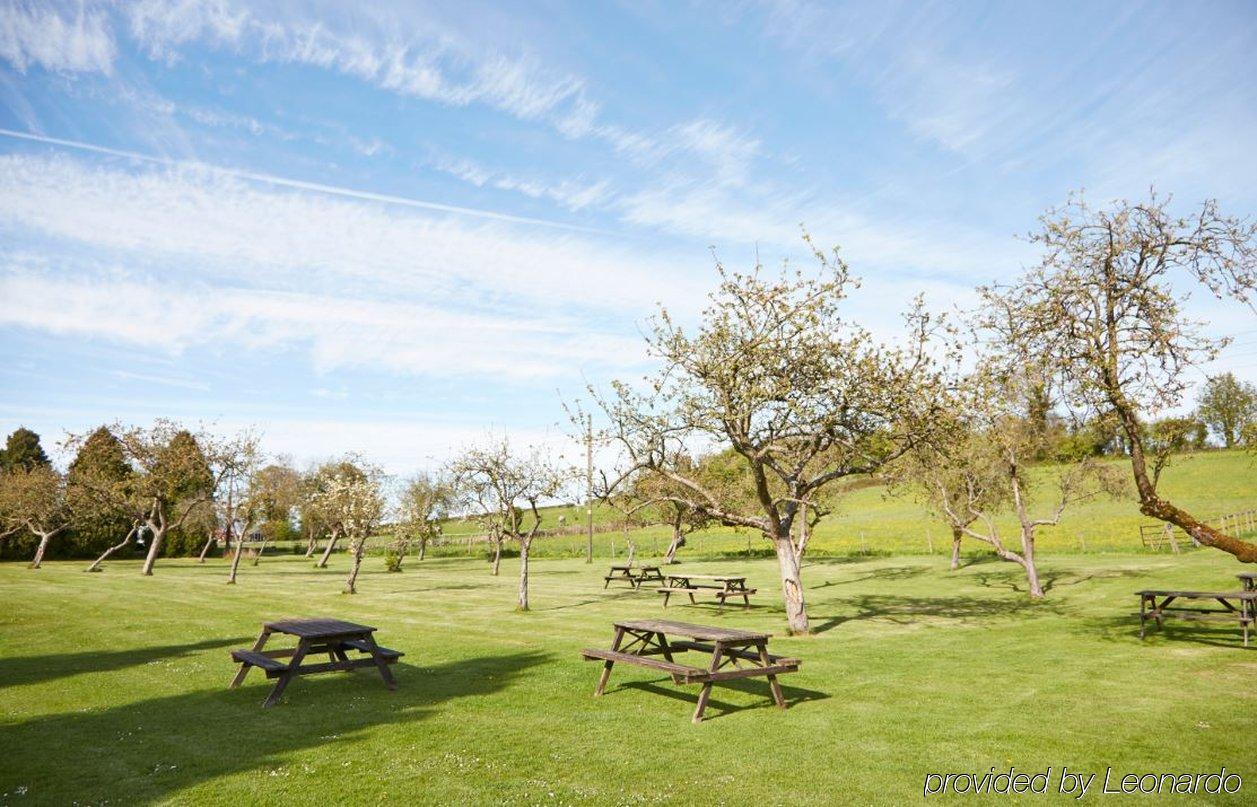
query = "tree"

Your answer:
(0, 465), (71, 568)
(449, 440), (569, 611)
(594, 241), (951, 633)
(308, 461), (385, 594)
(307, 460), (368, 569)
(68, 426), (137, 564)
(65, 421), (255, 575)
(1197, 372), (1257, 449)
(895, 369), (1125, 596)
(391, 472), (454, 571)
(1, 427), (51, 473)
(223, 442), (265, 584)
(982, 192), (1257, 562)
